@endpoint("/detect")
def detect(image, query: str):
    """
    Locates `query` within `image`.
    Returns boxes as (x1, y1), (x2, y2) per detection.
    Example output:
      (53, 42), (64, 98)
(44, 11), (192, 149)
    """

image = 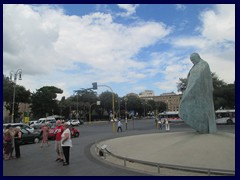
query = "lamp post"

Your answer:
(93, 83), (116, 132)
(74, 90), (80, 119)
(89, 101), (101, 123)
(9, 69), (22, 123)
(124, 97), (128, 130)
